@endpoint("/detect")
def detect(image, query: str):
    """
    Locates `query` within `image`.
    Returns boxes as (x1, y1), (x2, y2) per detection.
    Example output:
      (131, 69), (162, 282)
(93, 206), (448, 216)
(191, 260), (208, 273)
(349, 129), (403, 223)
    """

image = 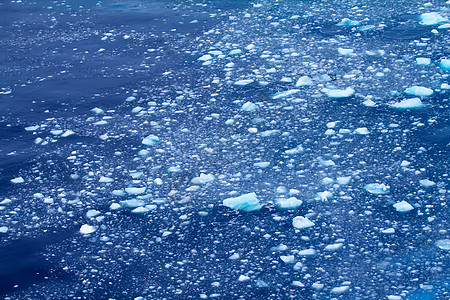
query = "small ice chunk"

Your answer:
(387, 296), (402, 300)
(120, 199), (145, 208)
(86, 209), (101, 218)
(254, 162), (270, 168)
(337, 176), (351, 185)
(337, 48), (354, 55)
(191, 173), (215, 184)
(126, 96), (136, 102)
(404, 86), (433, 97)
(0, 226), (8, 233)
(223, 192), (262, 212)
(354, 127), (370, 135)
(322, 177), (334, 184)
(112, 189), (126, 196)
(285, 145), (304, 155)
(238, 275), (250, 282)
(125, 187), (146, 195)
(435, 239), (450, 250)
(80, 224), (97, 234)
(440, 58), (450, 71)
(337, 18), (360, 26)
(271, 89), (301, 100)
(295, 76), (313, 87)
(131, 206), (149, 214)
(322, 87), (355, 98)
(61, 130), (75, 137)
(400, 160), (410, 167)
(280, 255), (295, 263)
(25, 125), (39, 131)
(91, 107), (104, 114)
(392, 98), (424, 109)
(198, 54), (212, 61)
(234, 79), (254, 86)
(241, 102), (258, 112)
(142, 134), (159, 146)
(419, 12), (448, 26)
(393, 200), (414, 213)
(416, 57), (431, 65)
(363, 99), (376, 107)
(292, 281), (305, 287)
(293, 216), (315, 229)
(99, 176), (114, 183)
(382, 228), (395, 234)
(312, 283), (324, 290)
(11, 177), (24, 184)
(276, 197), (303, 210)
(229, 49), (242, 55)
(364, 183), (390, 195)
(419, 179), (436, 187)
(331, 286), (350, 294)
(316, 191), (333, 201)
(298, 249), (317, 256)
(325, 243), (343, 251)
(110, 203), (121, 210)
(229, 253), (240, 260)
